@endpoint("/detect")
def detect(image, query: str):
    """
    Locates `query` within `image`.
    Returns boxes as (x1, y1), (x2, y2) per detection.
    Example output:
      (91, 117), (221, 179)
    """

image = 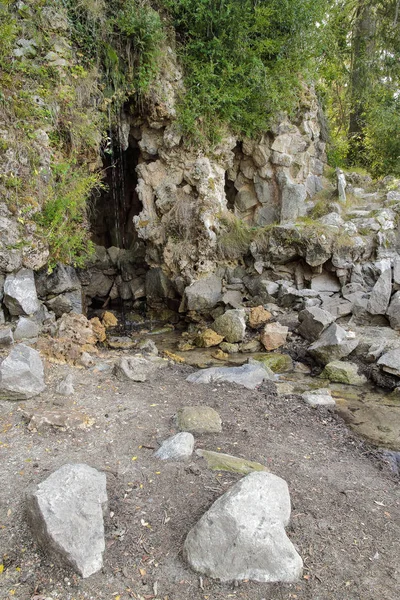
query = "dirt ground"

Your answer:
(0, 351), (399, 600)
